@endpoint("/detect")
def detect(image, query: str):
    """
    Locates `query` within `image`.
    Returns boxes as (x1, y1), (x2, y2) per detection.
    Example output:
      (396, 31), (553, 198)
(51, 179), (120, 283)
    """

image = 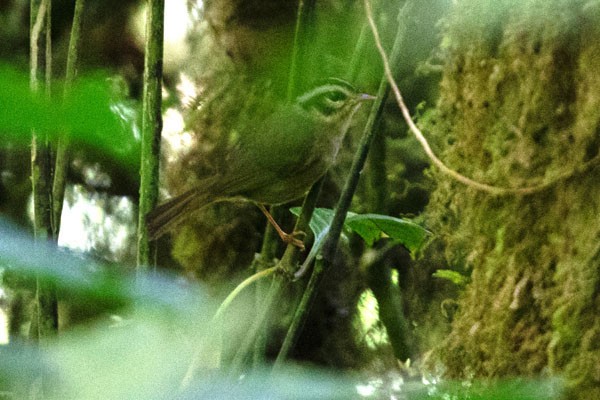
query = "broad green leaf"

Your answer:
(0, 64), (139, 167)
(345, 213), (431, 255)
(0, 218), (203, 312)
(290, 208), (431, 272)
